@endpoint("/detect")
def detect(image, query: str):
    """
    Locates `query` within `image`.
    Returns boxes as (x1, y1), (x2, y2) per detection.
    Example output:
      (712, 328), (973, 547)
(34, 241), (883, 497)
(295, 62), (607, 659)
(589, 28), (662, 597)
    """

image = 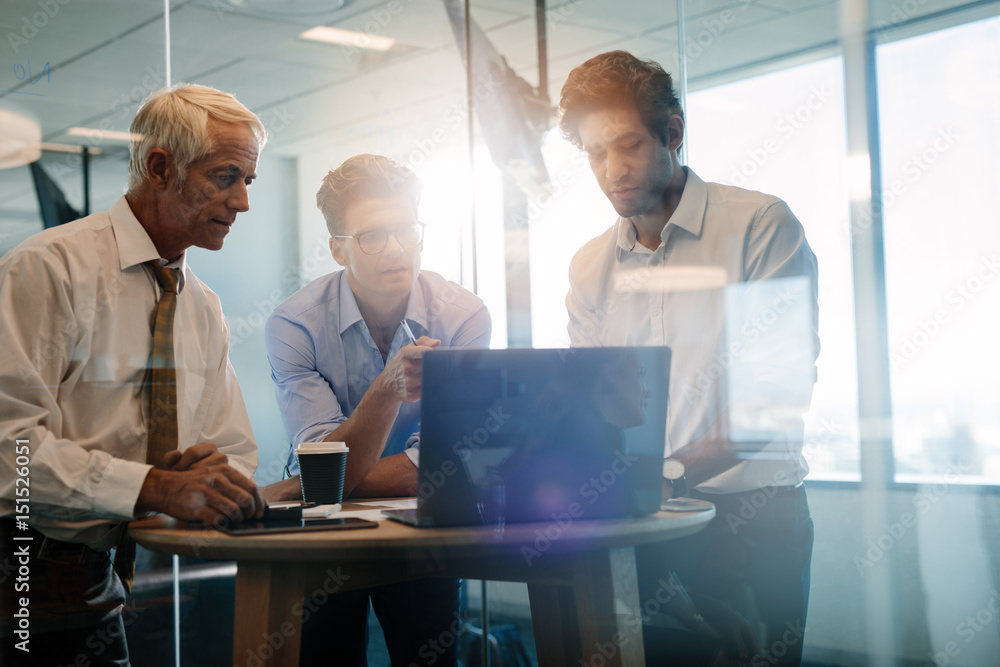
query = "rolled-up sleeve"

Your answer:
(265, 309), (347, 470)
